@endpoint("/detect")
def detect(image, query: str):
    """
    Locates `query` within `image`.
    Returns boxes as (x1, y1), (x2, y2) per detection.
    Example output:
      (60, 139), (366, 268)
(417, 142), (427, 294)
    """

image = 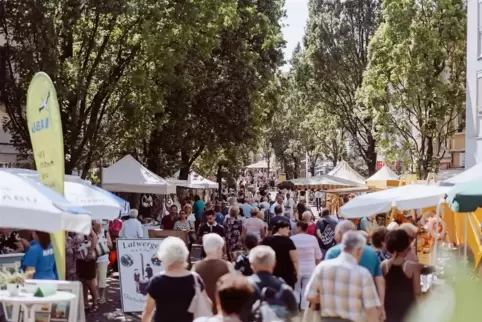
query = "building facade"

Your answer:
(466, 0), (482, 168)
